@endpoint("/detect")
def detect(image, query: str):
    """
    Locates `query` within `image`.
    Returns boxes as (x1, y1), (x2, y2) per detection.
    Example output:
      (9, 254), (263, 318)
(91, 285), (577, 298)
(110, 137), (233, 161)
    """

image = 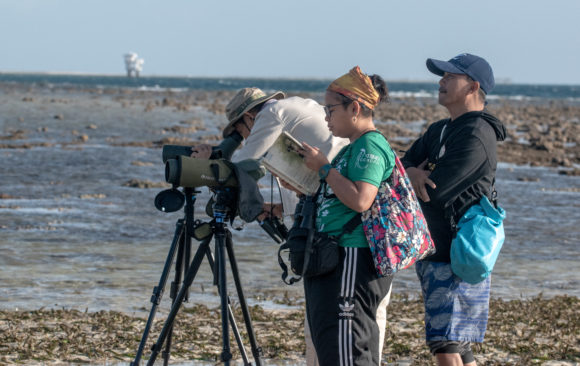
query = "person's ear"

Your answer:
(351, 100), (361, 117)
(471, 81), (481, 95)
